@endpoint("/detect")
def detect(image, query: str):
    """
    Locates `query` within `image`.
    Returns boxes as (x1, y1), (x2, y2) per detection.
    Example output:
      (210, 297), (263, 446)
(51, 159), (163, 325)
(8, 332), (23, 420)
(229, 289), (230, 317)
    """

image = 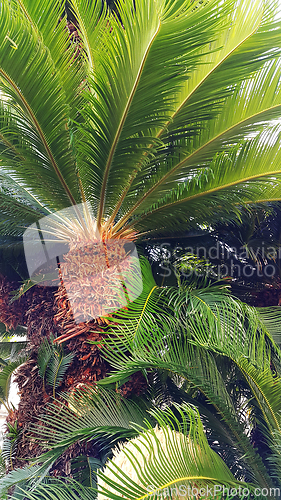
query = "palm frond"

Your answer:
(256, 307), (281, 344)
(77, 0), (233, 226)
(112, 1), (281, 235)
(2, 435), (16, 471)
(0, 1), (80, 208)
(10, 479), (95, 500)
(97, 403), (257, 500)
(71, 455), (105, 488)
(267, 429), (281, 482)
(2, 421), (21, 471)
(69, 0), (107, 74)
(28, 386), (153, 473)
(100, 257), (163, 343)
(37, 337), (55, 392)
(120, 133), (281, 236)
(0, 465), (51, 498)
(11, 0), (85, 119)
(97, 289), (280, 486)
(45, 348), (75, 398)
(0, 355), (27, 408)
